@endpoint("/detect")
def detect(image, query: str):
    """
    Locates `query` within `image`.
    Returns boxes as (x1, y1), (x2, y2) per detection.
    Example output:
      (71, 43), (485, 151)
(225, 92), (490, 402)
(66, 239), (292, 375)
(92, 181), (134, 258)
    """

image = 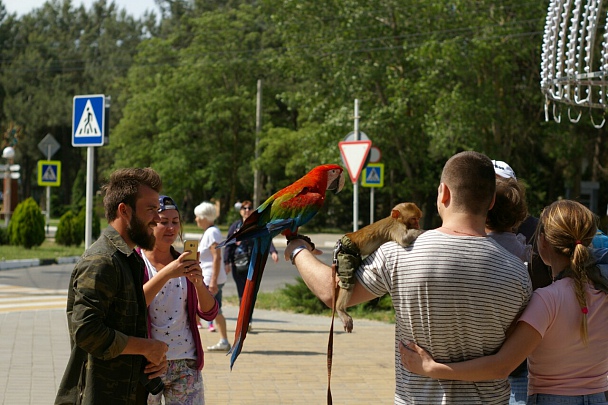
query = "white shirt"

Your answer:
(141, 253), (196, 361)
(198, 226), (227, 285)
